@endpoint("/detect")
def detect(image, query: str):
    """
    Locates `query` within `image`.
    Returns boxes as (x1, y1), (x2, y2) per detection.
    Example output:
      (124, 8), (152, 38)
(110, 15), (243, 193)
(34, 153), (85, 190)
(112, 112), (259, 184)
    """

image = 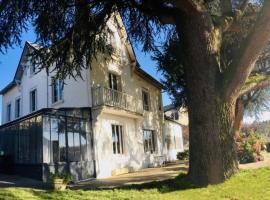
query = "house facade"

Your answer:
(0, 15), (183, 181)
